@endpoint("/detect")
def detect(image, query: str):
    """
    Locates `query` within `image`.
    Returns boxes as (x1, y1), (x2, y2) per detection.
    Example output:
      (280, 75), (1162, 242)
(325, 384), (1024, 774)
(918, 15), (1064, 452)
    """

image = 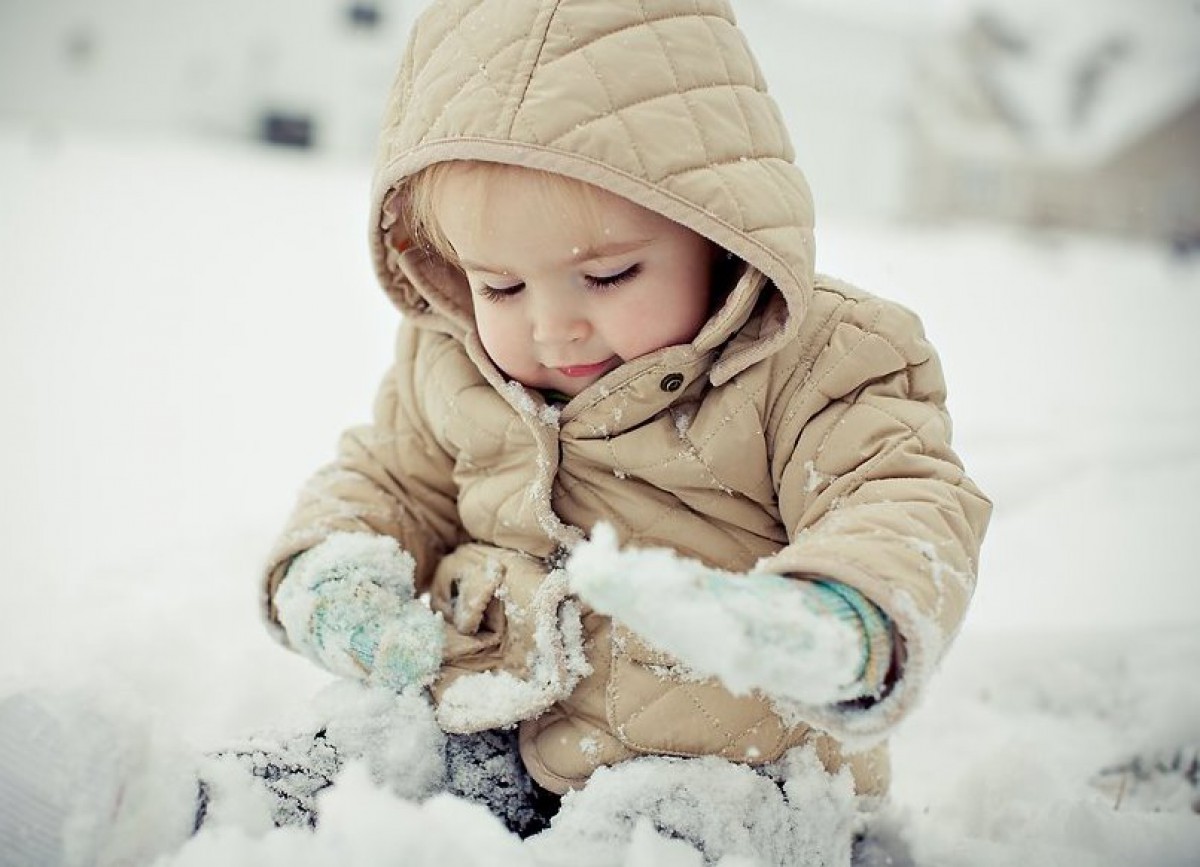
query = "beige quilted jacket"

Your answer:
(264, 0), (991, 796)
